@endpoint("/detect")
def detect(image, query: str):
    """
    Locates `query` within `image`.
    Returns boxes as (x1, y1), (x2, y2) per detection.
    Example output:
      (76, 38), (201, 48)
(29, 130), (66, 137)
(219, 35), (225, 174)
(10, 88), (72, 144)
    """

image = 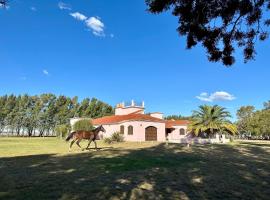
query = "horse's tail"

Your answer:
(66, 132), (75, 141)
